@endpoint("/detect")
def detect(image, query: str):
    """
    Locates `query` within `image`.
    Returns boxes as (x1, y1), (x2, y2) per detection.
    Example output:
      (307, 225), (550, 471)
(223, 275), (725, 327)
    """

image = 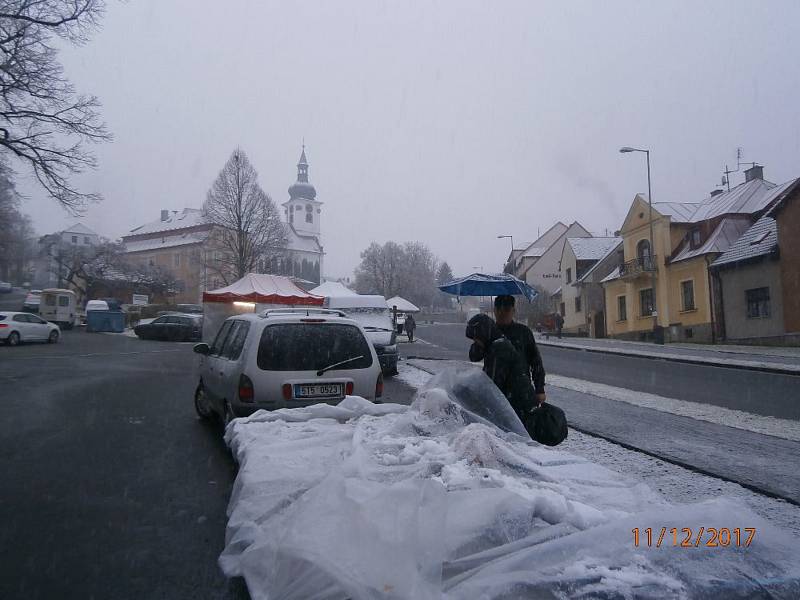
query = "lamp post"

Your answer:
(620, 146), (660, 336)
(498, 235), (514, 274)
